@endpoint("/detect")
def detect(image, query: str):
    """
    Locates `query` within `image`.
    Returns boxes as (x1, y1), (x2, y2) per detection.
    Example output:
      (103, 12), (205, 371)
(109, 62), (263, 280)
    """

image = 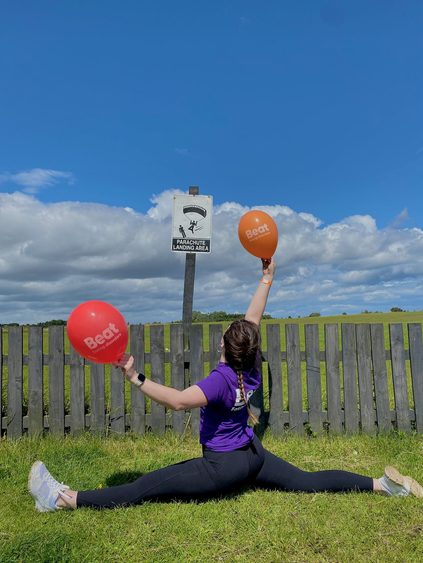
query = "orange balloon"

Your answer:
(238, 210), (278, 259)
